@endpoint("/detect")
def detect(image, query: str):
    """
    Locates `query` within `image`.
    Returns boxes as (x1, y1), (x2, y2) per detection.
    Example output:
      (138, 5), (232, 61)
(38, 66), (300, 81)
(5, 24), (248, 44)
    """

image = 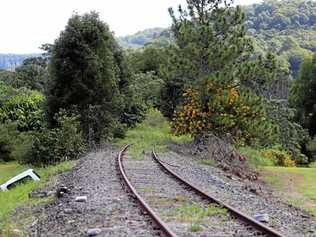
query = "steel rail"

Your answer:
(117, 145), (178, 237)
(152, 149), (288, 237)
